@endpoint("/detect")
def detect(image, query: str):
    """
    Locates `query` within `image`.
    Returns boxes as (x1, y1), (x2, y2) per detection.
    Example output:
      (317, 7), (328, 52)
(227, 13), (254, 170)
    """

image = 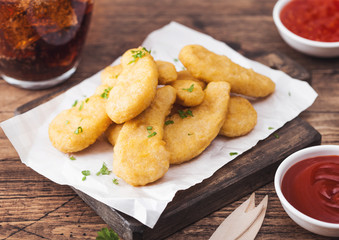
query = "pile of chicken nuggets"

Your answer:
(49, 45), (275, 186)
